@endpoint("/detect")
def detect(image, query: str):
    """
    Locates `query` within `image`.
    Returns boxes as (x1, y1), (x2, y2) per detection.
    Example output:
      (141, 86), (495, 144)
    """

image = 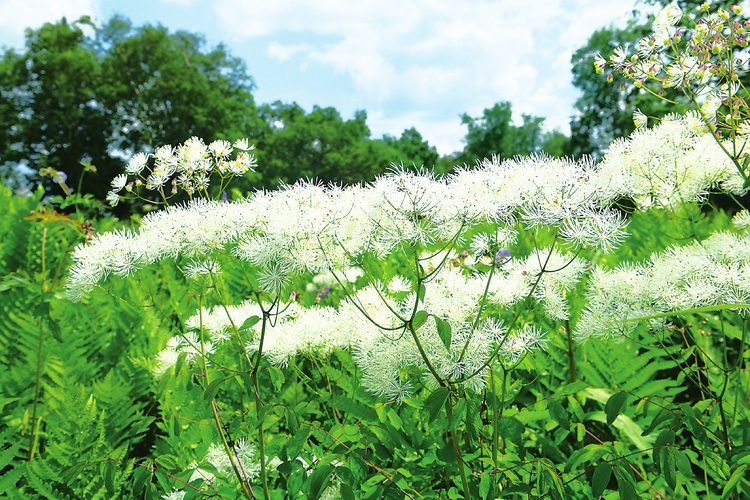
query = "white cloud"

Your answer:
(267, 42), (312, 62)
(214, 0), (639, 153)
(0, 0), (98, 48)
